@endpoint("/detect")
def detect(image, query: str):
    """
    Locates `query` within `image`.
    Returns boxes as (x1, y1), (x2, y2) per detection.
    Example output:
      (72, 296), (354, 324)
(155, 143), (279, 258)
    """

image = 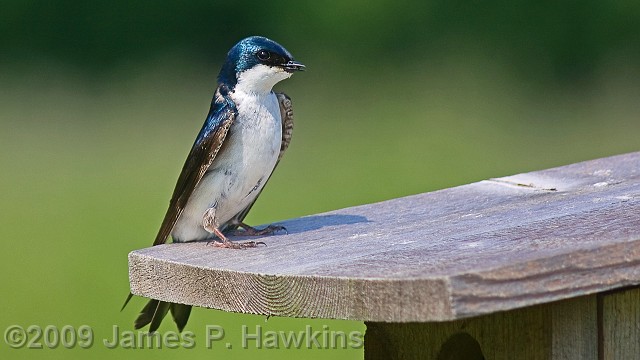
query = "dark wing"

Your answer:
(153, 84), (237, 246)
(122, 87), (236, 330)
(223, 92), (294, 231)
(276, 93), (295, 162)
